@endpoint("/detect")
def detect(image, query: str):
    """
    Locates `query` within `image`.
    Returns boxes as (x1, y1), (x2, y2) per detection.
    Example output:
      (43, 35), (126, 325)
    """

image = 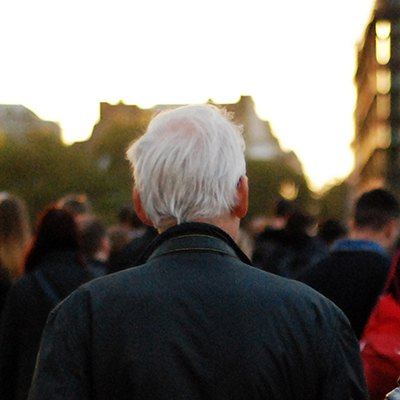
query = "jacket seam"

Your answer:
(150, 247), (238, 260)
(163, 234), (226, 241)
